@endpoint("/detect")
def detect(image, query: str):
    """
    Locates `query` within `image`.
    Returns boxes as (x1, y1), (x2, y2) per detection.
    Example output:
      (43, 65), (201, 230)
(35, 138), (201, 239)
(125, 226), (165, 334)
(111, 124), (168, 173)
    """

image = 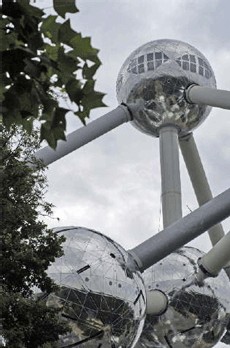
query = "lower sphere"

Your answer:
(138, 246), (230, 348)
(46, 226), (146, 348)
